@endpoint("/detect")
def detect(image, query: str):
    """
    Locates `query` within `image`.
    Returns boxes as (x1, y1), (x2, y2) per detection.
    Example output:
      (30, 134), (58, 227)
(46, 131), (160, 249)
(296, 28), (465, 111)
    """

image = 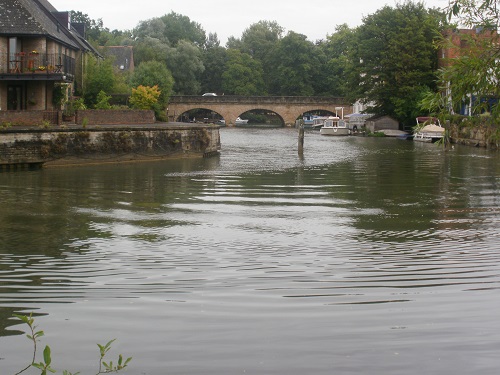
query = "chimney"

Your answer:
(71, 23), (87, 38)
(53, 11), (70, 29)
